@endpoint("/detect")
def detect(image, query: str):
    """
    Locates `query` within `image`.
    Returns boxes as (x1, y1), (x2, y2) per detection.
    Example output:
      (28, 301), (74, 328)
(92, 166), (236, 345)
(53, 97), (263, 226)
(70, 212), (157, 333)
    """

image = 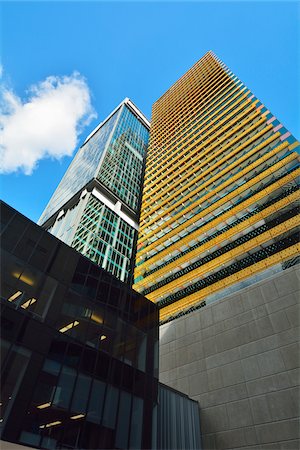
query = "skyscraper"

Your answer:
(39, 98), (149, 283)
(134, 51), (299, 322)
